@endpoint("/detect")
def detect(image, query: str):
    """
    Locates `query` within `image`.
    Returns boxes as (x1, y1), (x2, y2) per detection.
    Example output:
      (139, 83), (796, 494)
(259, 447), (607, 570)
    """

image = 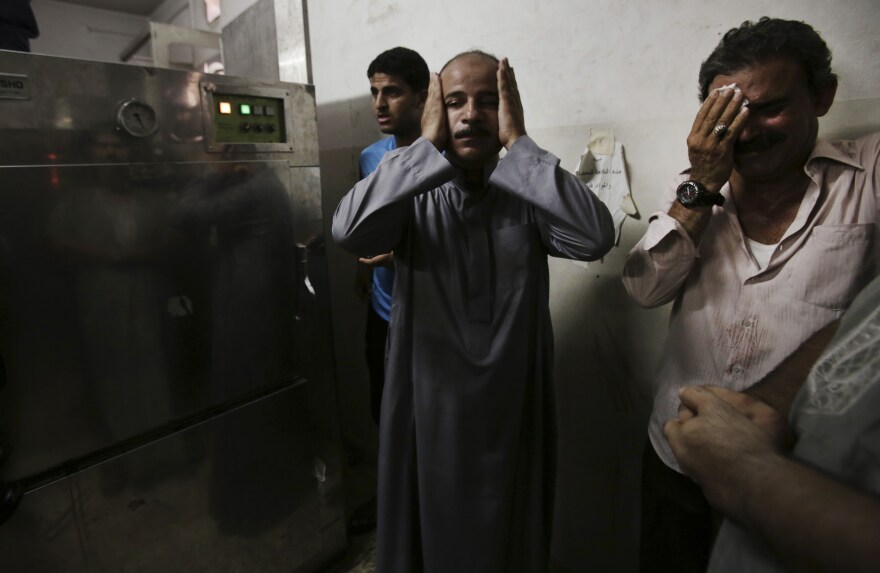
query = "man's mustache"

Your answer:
(454, 126), (492, 139)
(735, 133), (782, 154)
